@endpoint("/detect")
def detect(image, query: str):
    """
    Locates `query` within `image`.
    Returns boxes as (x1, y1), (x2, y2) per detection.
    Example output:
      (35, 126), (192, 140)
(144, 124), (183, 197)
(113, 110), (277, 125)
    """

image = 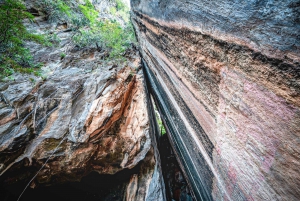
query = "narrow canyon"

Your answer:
(0, 0), (299, 201)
